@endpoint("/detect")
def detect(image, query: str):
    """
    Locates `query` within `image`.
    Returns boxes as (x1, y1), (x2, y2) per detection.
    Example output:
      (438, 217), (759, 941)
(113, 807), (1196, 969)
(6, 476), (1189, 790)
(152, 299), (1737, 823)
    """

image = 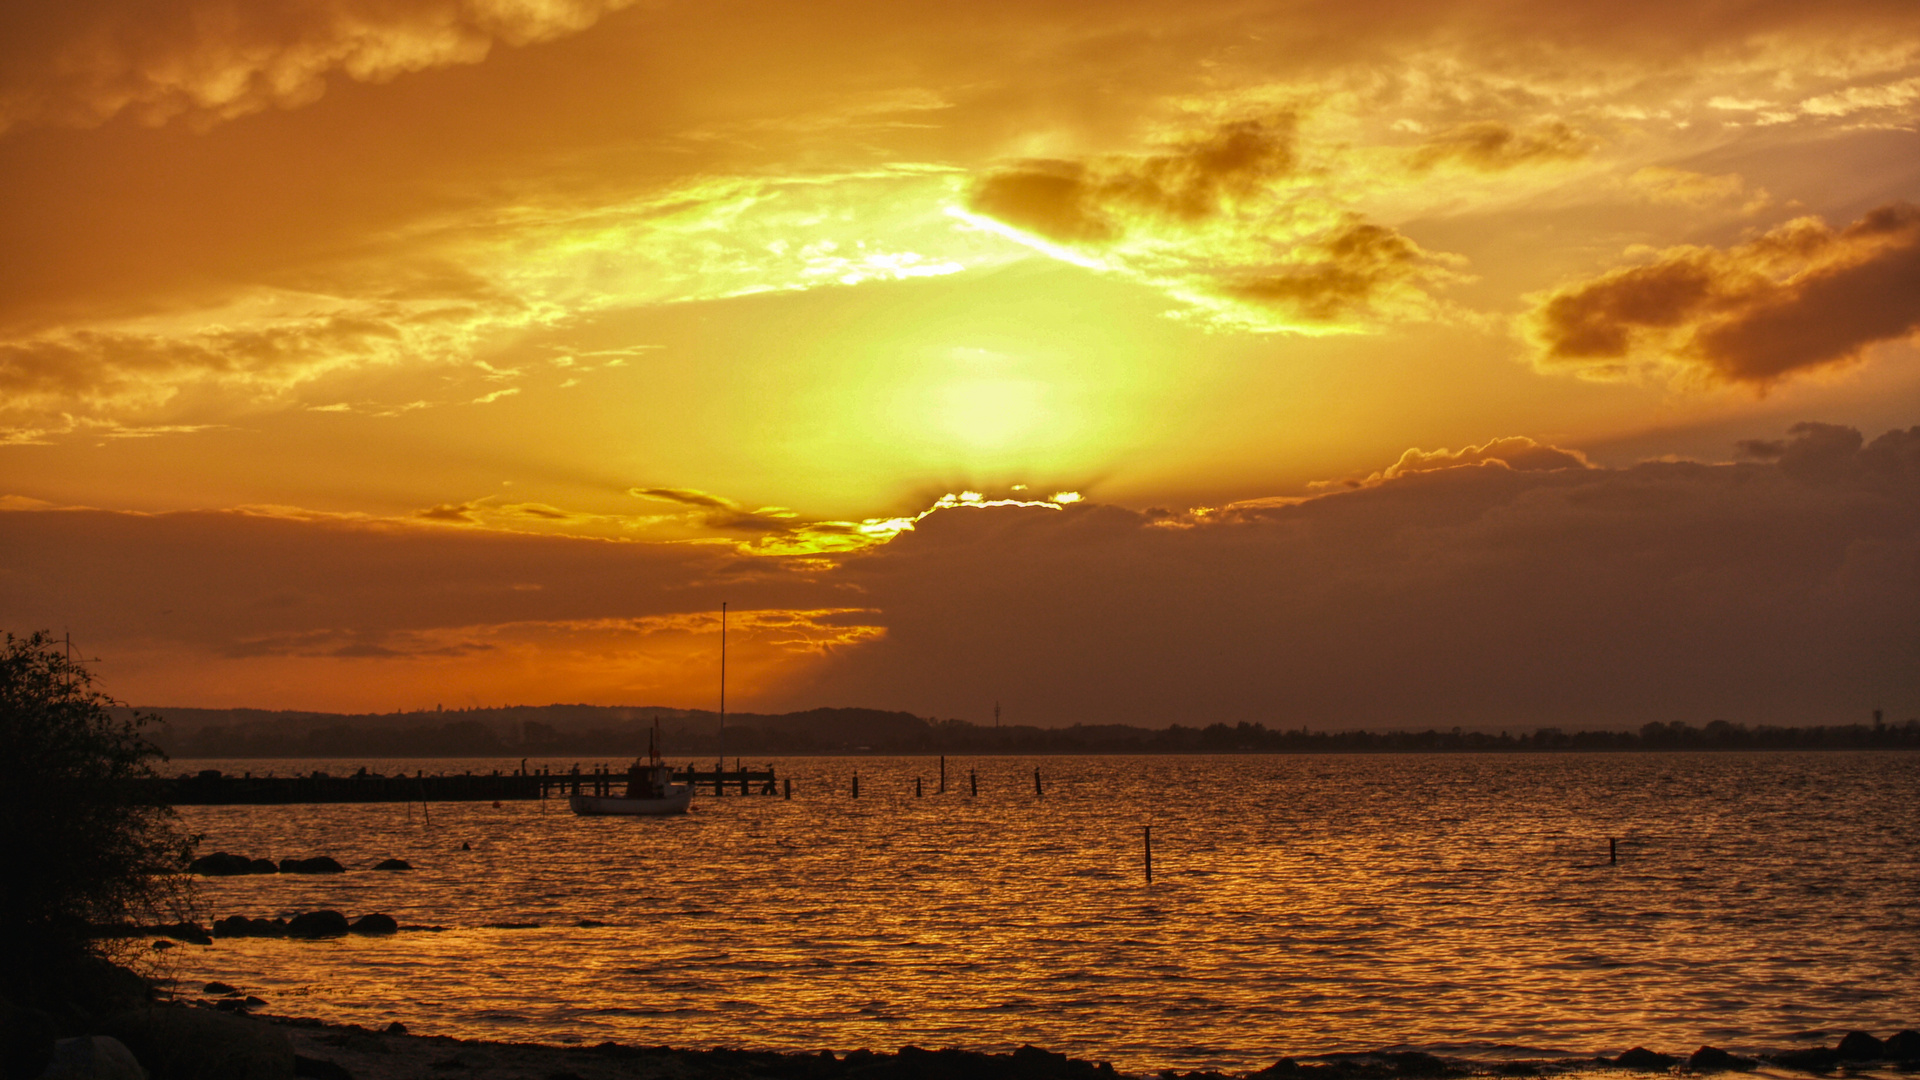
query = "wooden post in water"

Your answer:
(1144, 825), (1153, 883)
(970, 769), (977, 796)
(916, 776), (923, 797)
(851, 772), (859, 799)
(784, 777), (792, 800)
(1034, 768), (1042, 797)
(1610, 838), (1617, 865)
(939, 756), (946, 794)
